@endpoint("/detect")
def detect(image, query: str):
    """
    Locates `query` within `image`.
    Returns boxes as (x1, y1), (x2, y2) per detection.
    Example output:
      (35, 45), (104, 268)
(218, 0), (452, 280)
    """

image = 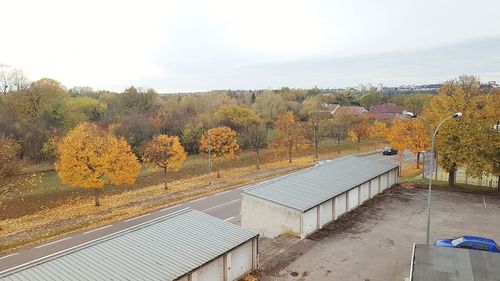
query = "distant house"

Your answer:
(366, 103), (405, 120)
(324, 103), (367, 116)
